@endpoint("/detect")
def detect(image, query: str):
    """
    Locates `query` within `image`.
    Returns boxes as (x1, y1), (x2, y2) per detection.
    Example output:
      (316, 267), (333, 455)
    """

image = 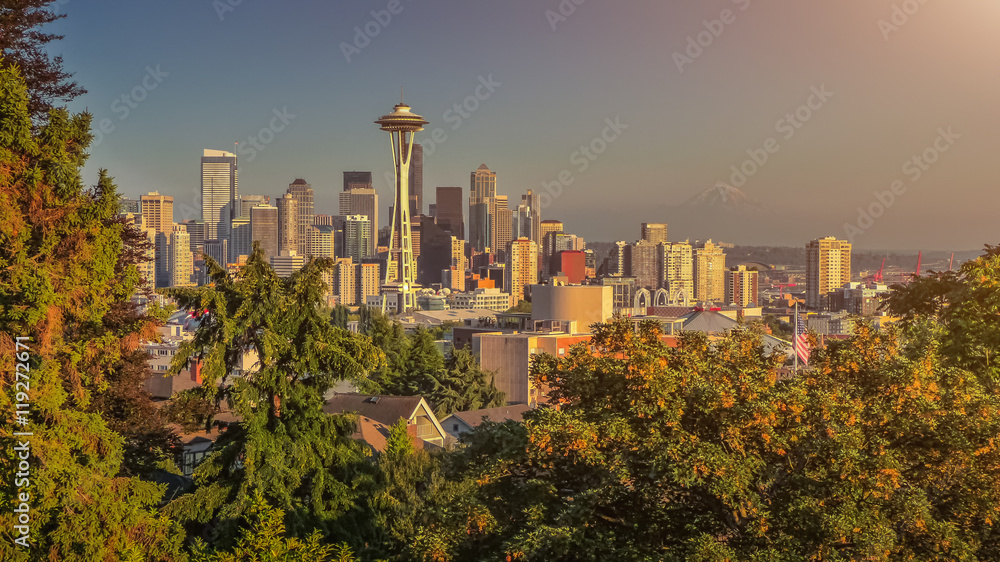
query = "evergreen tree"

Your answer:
(162, 246), (384, 547)
(0, 65), (183, 560)
(0, 1), (86, 119)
